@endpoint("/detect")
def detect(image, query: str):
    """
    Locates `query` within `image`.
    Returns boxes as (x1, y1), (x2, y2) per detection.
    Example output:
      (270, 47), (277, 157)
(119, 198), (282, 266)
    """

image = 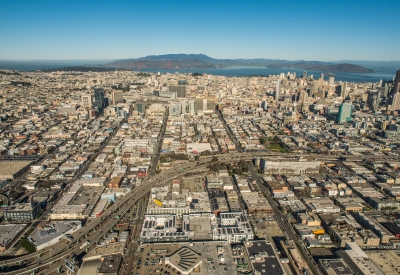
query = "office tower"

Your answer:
(319, 73), (324, 86)
(329, 76), (335, 86)
(303, 71), (307, 79)
(111, 90), (124, 105)
(341, 82), (348, 98)
(181, 100), (188, 114)
(195, 99), (204, 112)
(188, 100), (196, 115)
(387, 70), (400, 111)
(169, 102), (182, 117)
(202, 99), (208, 111)
(337, 102), (353, 124)
(169, 86), (186, 97)
(94, 87), (105, 101)
(388, 93), (400, 111)
(93, 87), (108, 114)
(135, 102), (146, 114)
(81, 94), (92, 109)
(206, 100), (217, 111)
(298, 90), (307, 105)
(261, 101), (268, 111)
(275, 80), (281, 100)
(367, 90), (381, 113)
(394, 69), (400, 94)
